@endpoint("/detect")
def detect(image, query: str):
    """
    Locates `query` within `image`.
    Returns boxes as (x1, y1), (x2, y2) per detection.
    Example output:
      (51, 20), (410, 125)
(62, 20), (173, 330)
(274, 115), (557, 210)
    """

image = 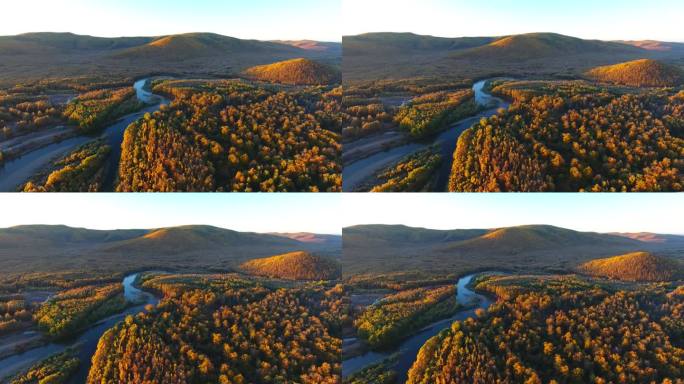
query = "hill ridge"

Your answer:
(578, 251), (684, 281)
(585, 58), (684, 87)
(243, 57), (340, 85)
(240, 251), (341, 280)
